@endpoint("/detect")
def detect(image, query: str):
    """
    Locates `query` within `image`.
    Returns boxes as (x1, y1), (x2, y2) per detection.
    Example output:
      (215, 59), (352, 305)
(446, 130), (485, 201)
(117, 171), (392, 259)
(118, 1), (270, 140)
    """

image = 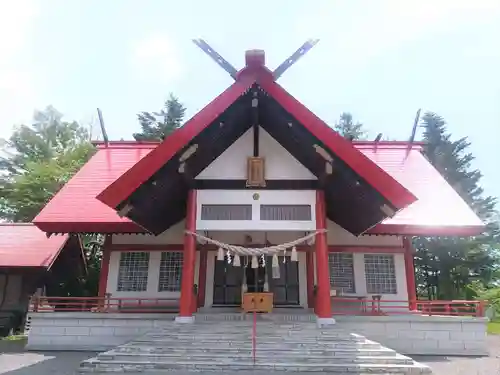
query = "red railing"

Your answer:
(330, 297), (485, 317)
(29, 296), (485, 317)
